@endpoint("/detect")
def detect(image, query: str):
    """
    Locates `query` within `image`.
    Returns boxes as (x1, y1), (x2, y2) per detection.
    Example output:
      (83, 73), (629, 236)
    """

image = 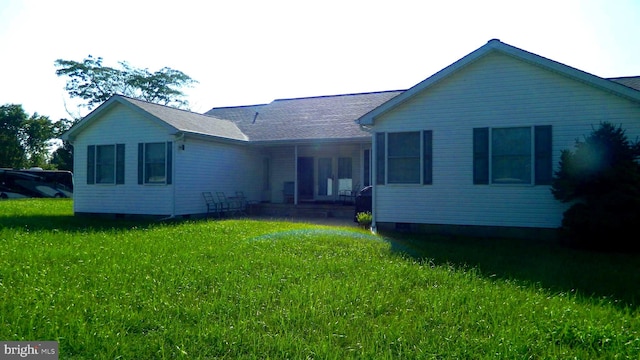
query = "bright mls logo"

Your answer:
(1, 342), (58, 359)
